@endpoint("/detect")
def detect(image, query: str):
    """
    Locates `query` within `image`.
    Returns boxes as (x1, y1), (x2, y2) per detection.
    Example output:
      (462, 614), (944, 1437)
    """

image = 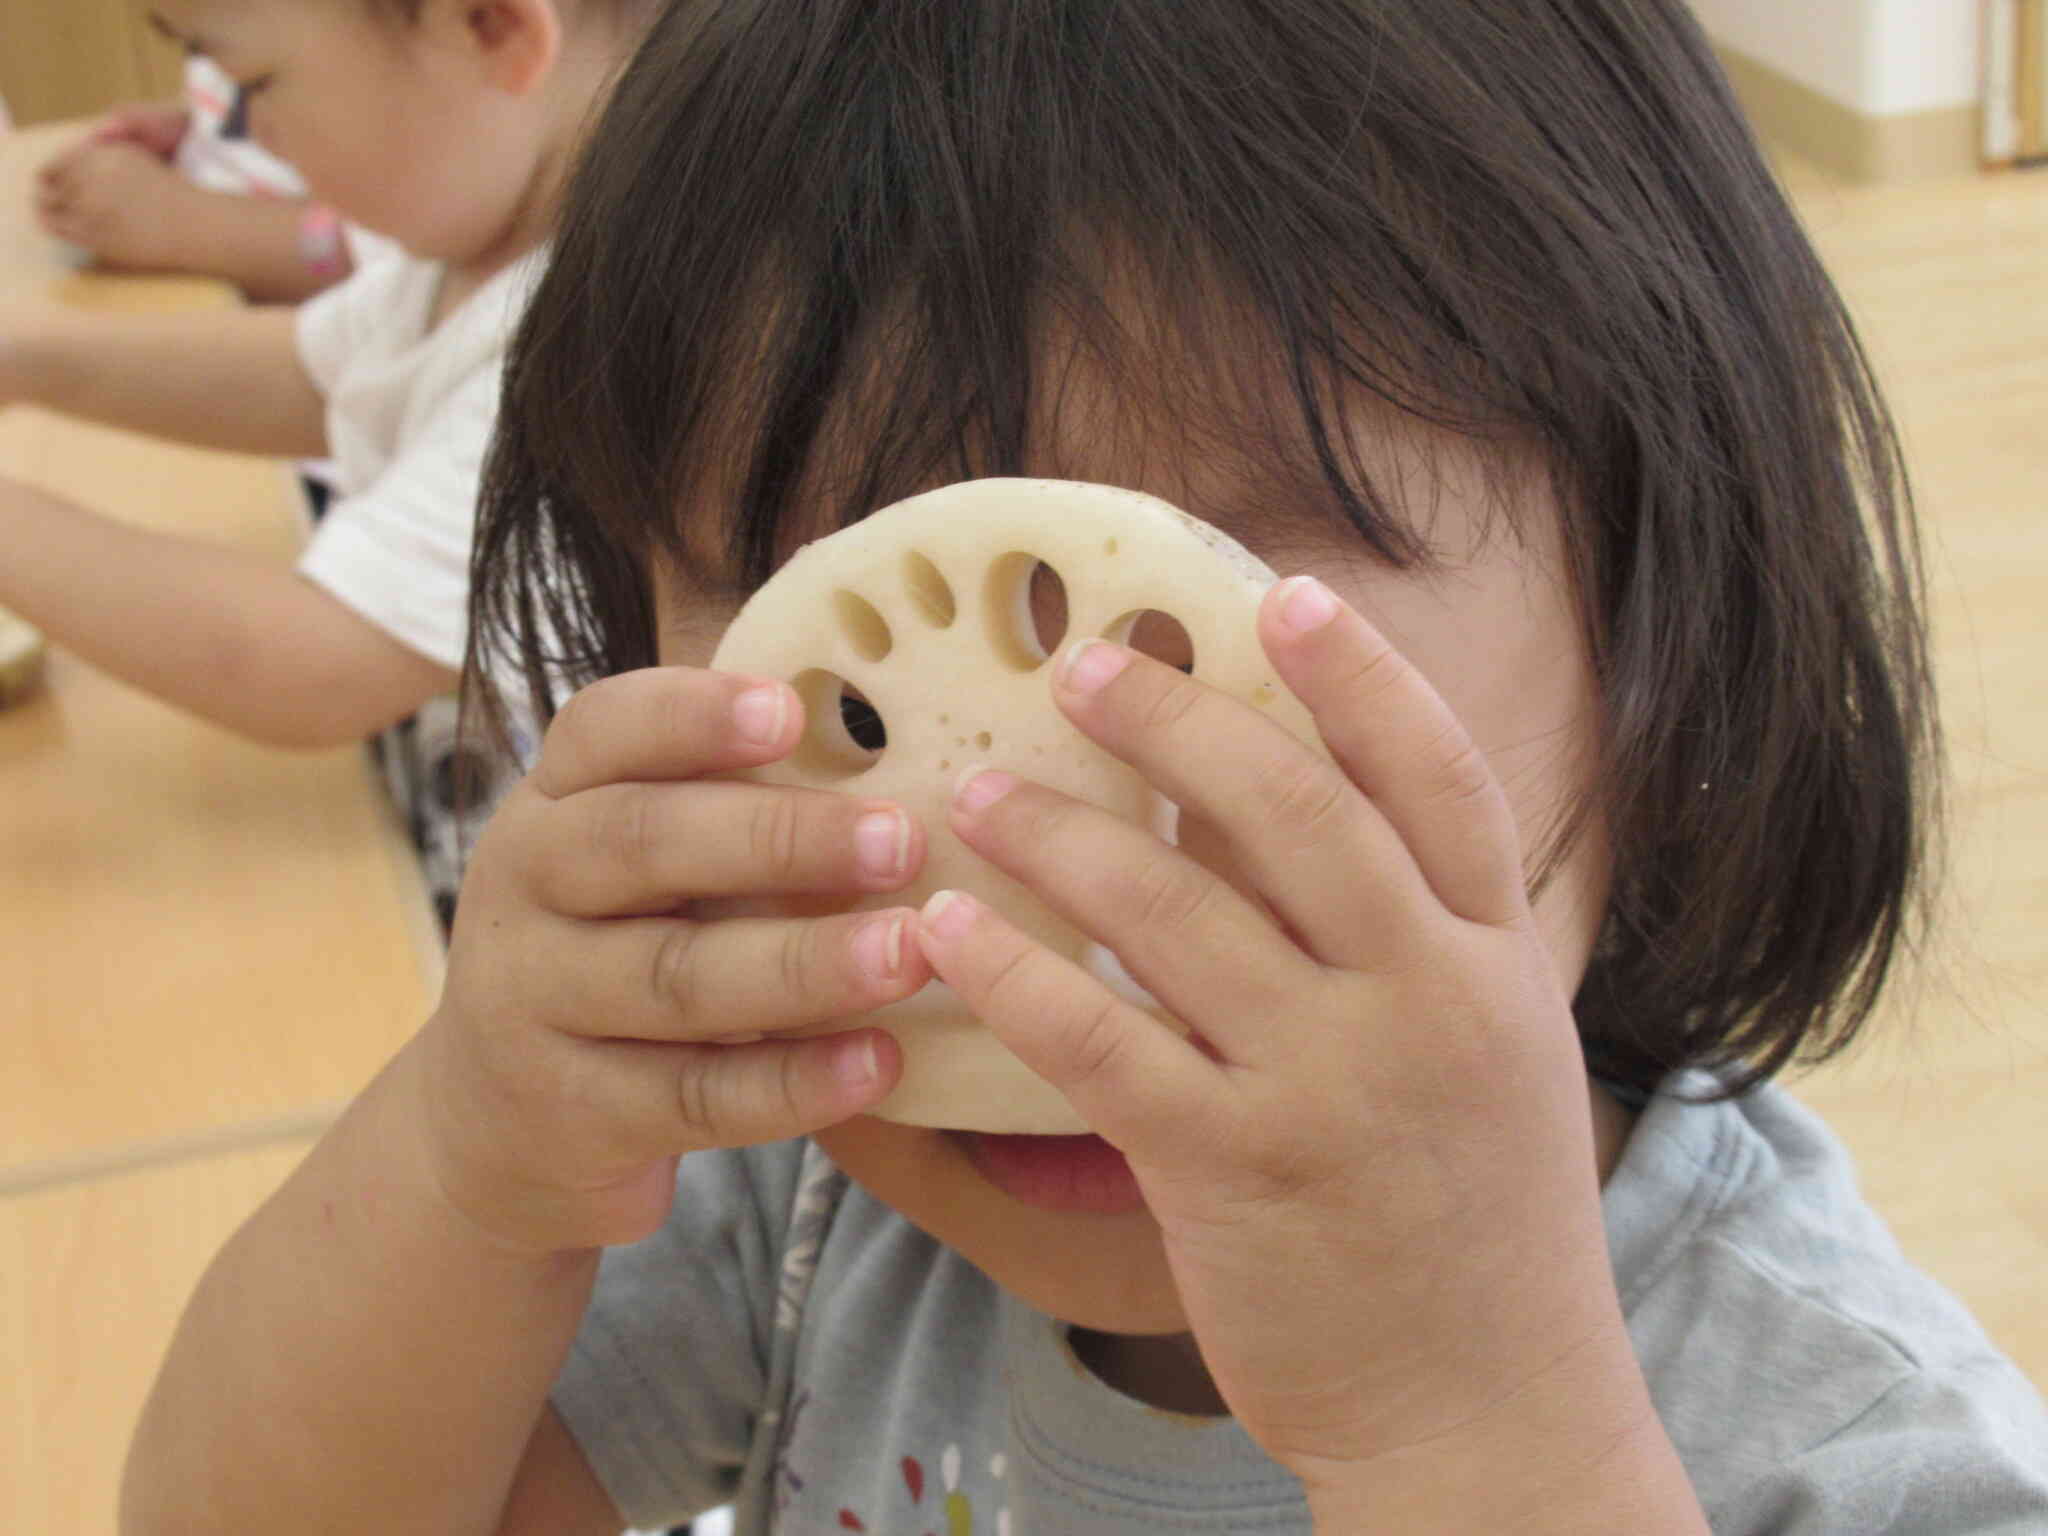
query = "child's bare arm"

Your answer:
(0, 475), (452, 746)
(36, 142), (349, 303)
(122, 668), (935, 1532)
(121, 1047), (618, 1536)
(0, 301), (326, 459)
